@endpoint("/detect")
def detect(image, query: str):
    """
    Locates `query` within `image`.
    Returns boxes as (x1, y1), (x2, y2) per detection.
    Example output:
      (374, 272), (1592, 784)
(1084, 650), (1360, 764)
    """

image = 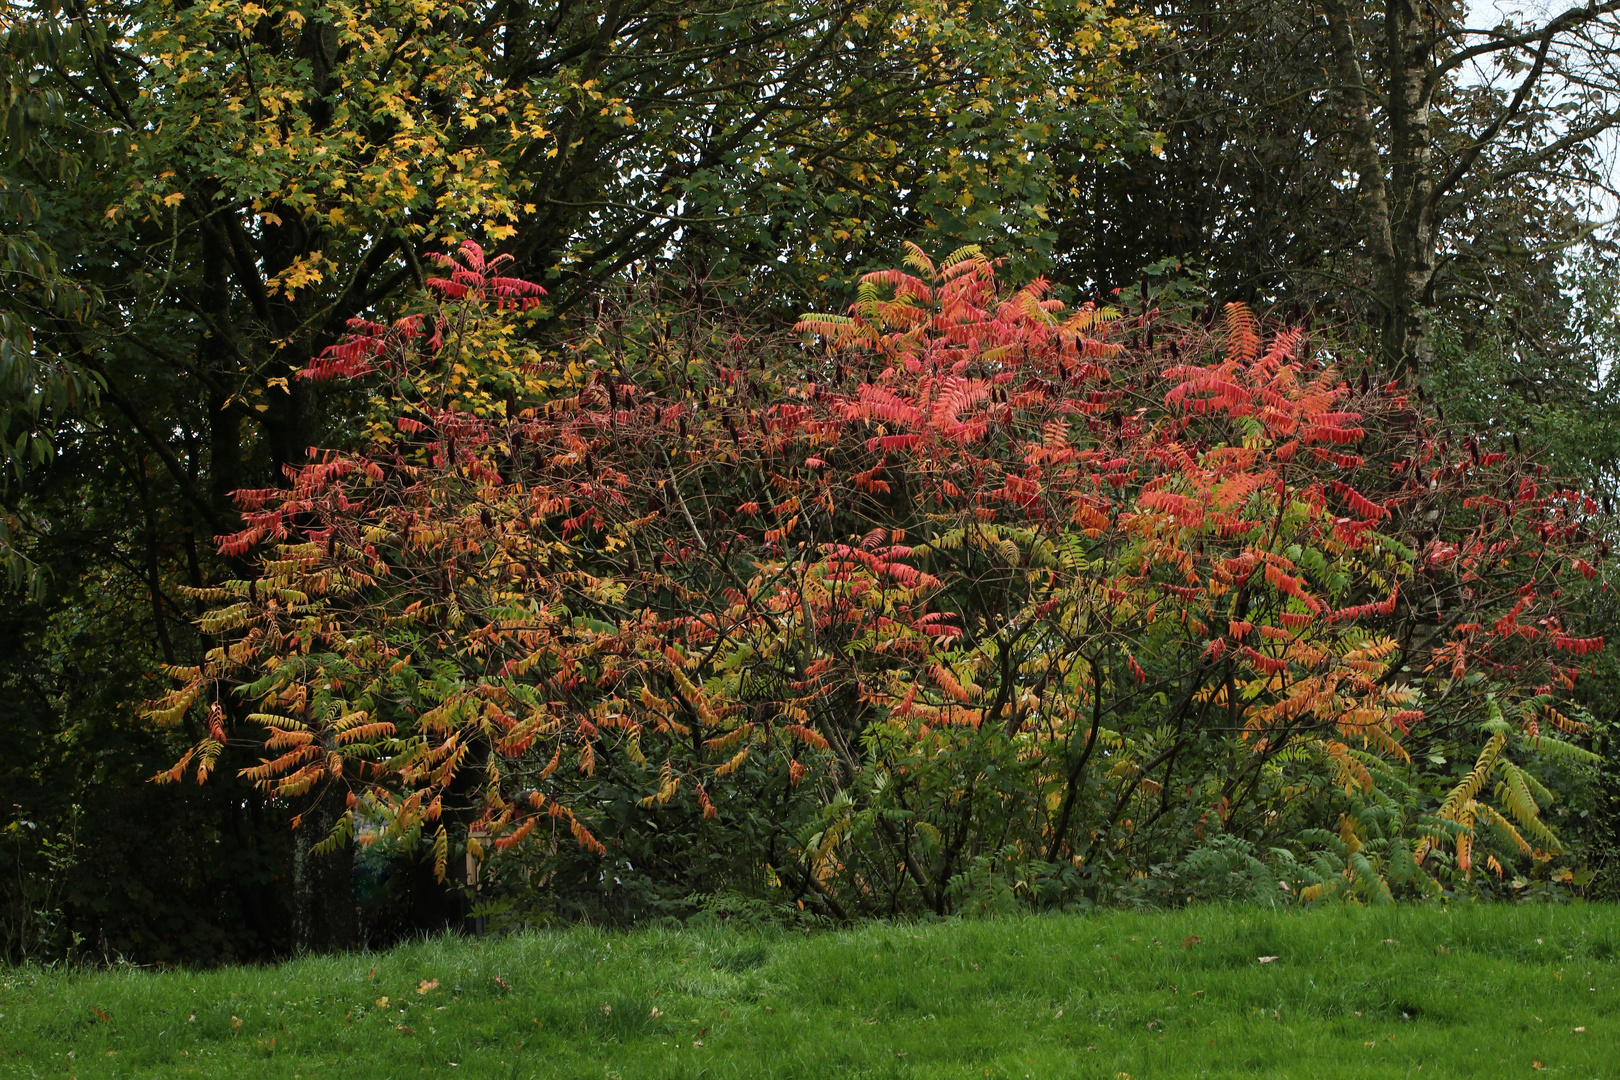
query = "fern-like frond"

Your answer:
(1441, 731), (1506, 817)
(1480, 697), (1511, 736)
(1475, 802), (1536, 855)
(939, 246), (987, 281)
(1494, 763), (1560, 846)
(1526, 734), (1601, 766)
(900, 241), (935, 276)
(1348, 849), (1394, 904)
(794, 313), (853, 333)
(860, 268), (932, 304)
(1223, 302), (1261, 363)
